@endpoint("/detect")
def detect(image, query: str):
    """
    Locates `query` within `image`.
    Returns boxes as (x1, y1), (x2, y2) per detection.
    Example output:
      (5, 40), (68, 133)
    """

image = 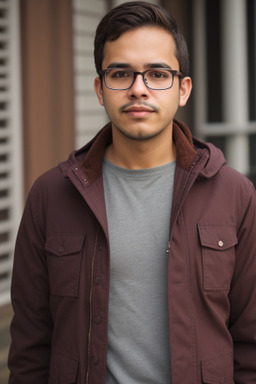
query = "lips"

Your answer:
(123, 105), (155, 117)
(124, 106), (154, 112)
